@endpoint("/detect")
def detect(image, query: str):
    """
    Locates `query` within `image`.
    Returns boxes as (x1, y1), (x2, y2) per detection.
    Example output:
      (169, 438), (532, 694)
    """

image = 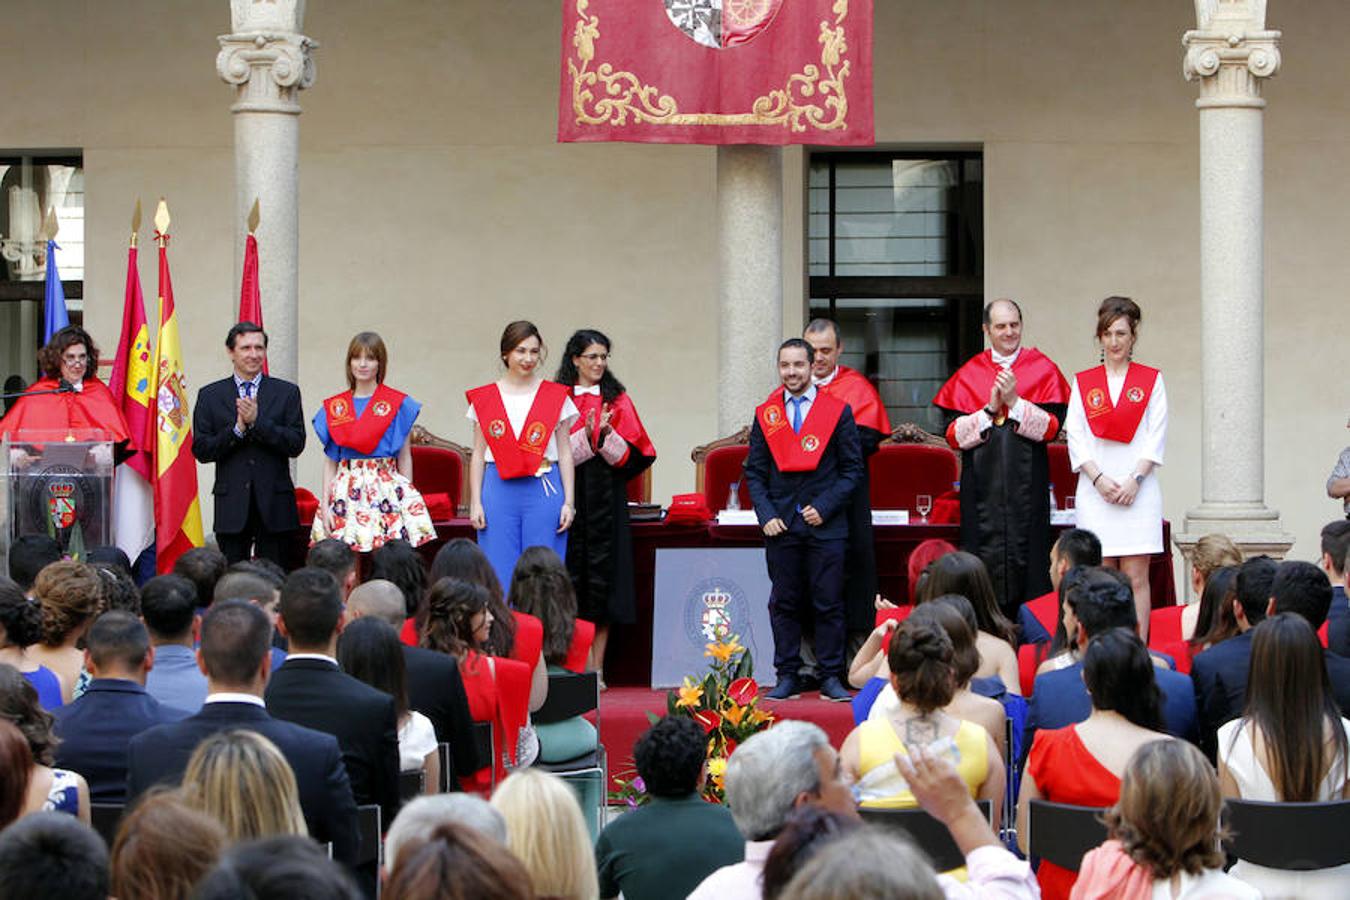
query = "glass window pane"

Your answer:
(1, 156), (85, 283)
